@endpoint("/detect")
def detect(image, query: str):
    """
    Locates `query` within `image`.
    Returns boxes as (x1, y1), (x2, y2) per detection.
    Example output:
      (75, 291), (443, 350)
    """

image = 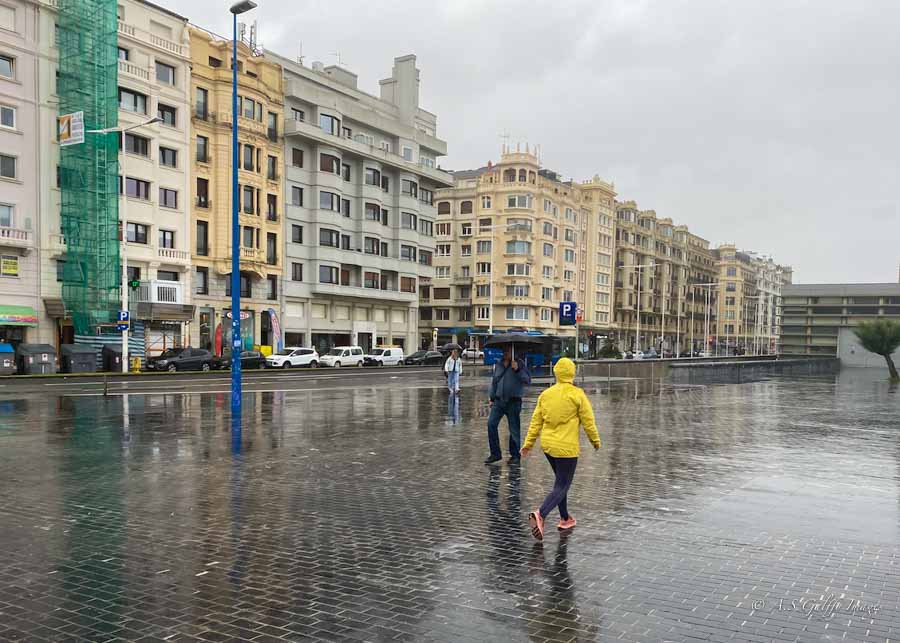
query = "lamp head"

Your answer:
(230, 0), (257, 14)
